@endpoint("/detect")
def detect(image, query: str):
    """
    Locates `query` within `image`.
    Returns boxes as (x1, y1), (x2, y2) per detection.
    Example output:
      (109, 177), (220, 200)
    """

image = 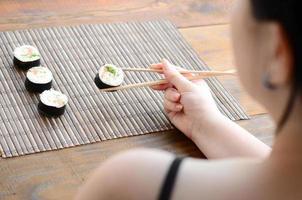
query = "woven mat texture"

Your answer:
(0, 20), (248, 157)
